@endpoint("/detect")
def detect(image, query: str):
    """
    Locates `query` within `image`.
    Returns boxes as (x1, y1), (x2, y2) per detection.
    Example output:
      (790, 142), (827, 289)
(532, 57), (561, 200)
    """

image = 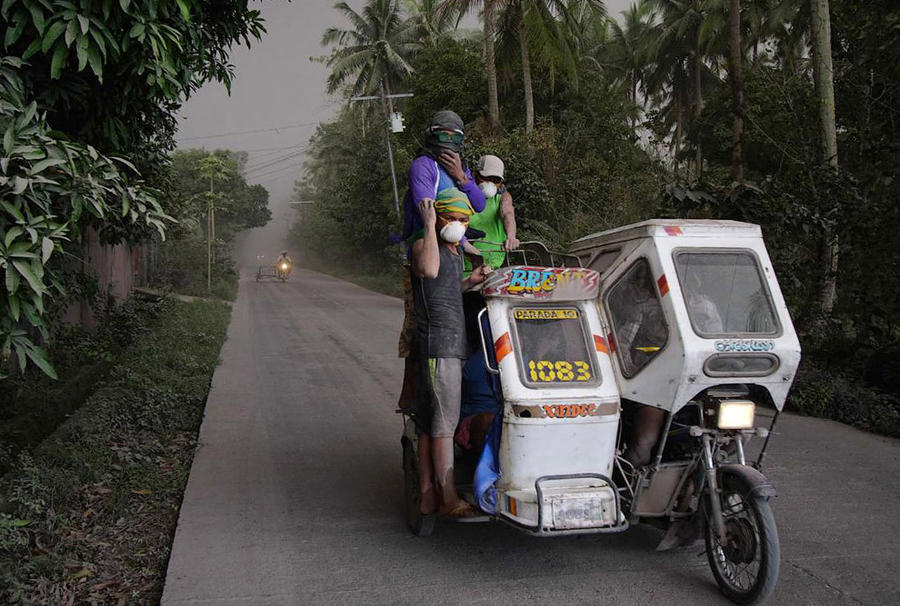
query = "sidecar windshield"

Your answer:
(511, 307), (597, 388)
(674, 250), (780, 337)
